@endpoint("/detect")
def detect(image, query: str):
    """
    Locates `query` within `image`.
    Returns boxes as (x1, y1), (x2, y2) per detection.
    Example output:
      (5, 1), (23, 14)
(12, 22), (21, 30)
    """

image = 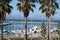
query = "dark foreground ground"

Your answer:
(1, 37), (59, 40)
(2, 37), (45, 40)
